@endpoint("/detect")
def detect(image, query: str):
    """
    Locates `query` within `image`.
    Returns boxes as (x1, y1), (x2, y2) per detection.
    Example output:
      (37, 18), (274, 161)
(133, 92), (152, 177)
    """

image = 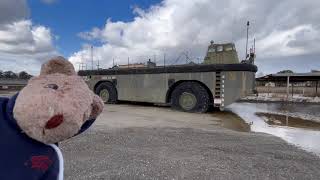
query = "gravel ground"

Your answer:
(61, 104), (320, 180)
